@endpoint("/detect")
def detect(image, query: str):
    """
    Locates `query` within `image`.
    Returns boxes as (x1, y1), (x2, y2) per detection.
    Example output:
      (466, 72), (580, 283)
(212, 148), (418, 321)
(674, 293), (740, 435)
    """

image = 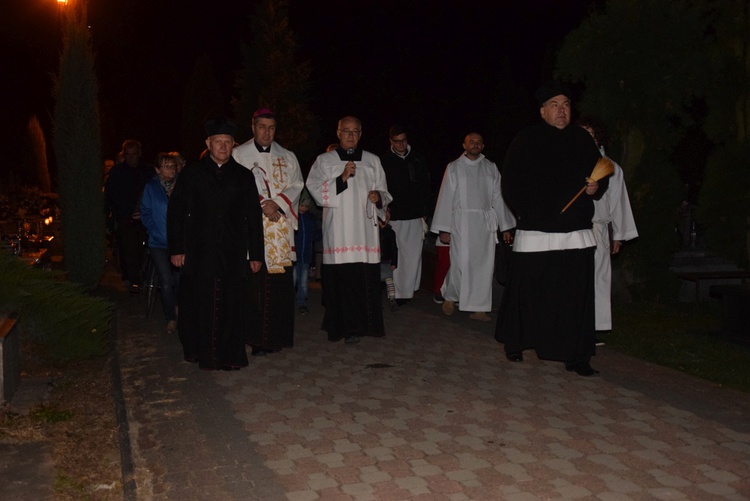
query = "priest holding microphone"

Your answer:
(306, 116), (393, 344)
